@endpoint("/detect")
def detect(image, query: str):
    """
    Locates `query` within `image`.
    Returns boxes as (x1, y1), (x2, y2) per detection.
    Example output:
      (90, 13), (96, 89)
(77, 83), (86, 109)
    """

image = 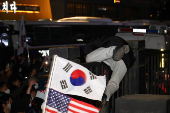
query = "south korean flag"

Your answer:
(48, 55), (106, 101)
